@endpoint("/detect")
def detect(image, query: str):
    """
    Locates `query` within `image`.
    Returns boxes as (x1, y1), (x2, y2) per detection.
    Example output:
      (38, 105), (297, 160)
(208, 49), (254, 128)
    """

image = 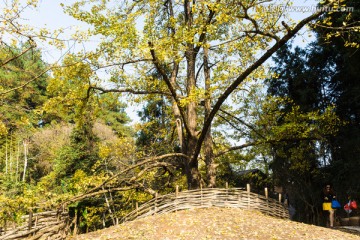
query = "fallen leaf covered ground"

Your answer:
(69, 207), (360, 240)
